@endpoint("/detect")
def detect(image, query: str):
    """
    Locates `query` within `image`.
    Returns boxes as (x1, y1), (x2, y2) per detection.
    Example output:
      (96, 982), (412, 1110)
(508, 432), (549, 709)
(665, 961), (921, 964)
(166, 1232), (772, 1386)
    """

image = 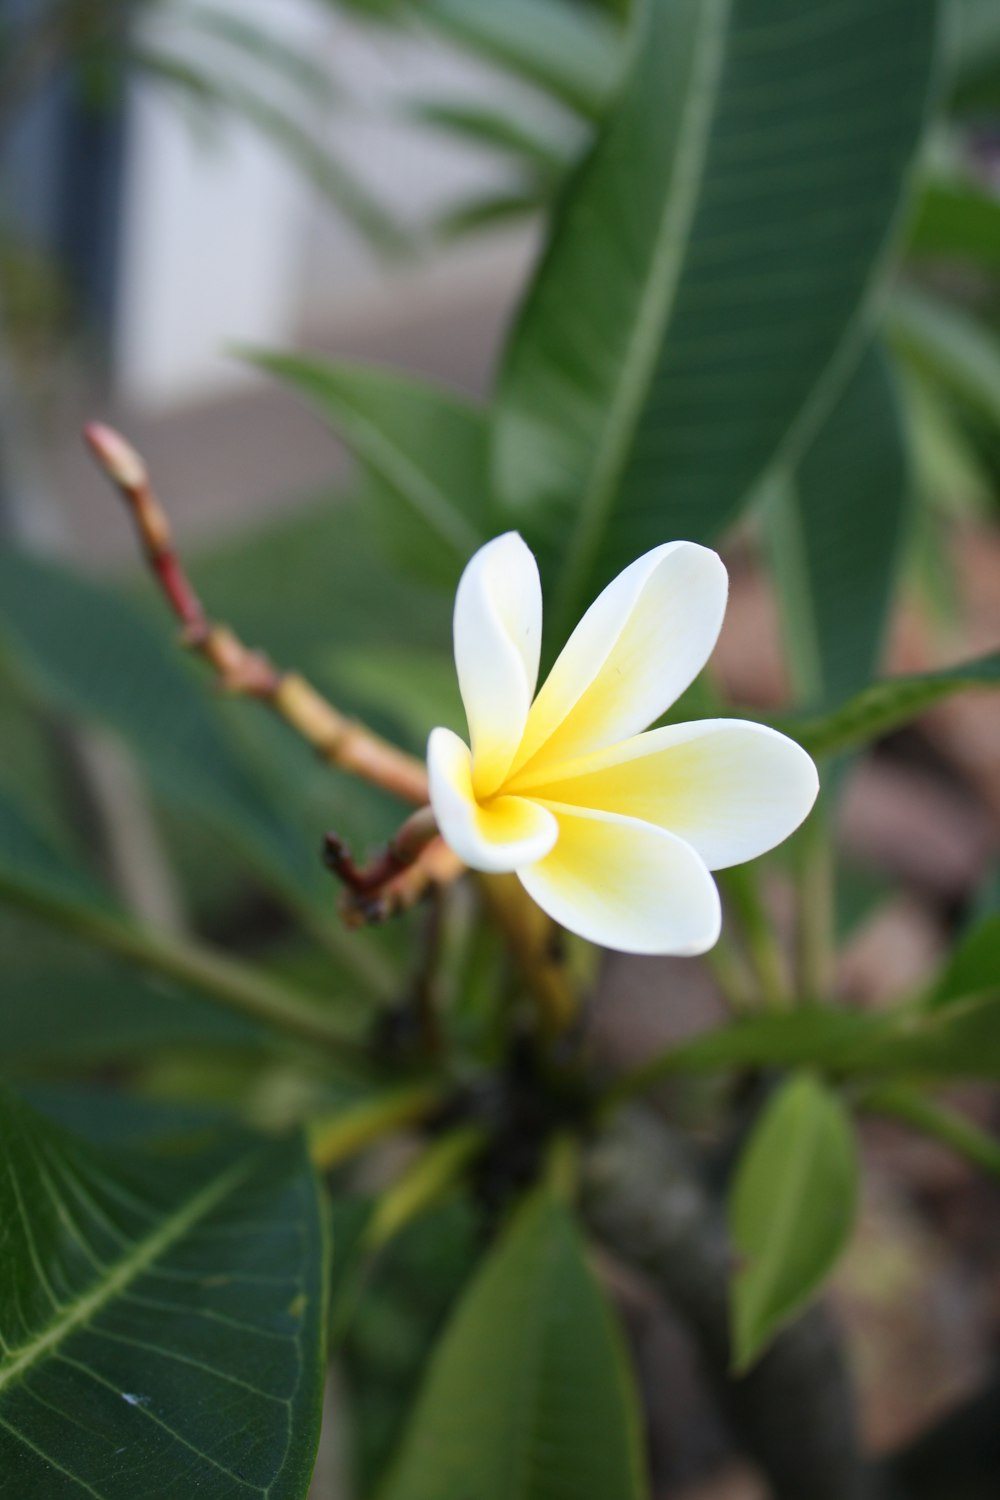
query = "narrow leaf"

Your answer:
(380, 1188), (647, 1500)
(0, 1090), (327, 1498)
(787, 652), (1000, 759)
(729, 1074), (858, 1371)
